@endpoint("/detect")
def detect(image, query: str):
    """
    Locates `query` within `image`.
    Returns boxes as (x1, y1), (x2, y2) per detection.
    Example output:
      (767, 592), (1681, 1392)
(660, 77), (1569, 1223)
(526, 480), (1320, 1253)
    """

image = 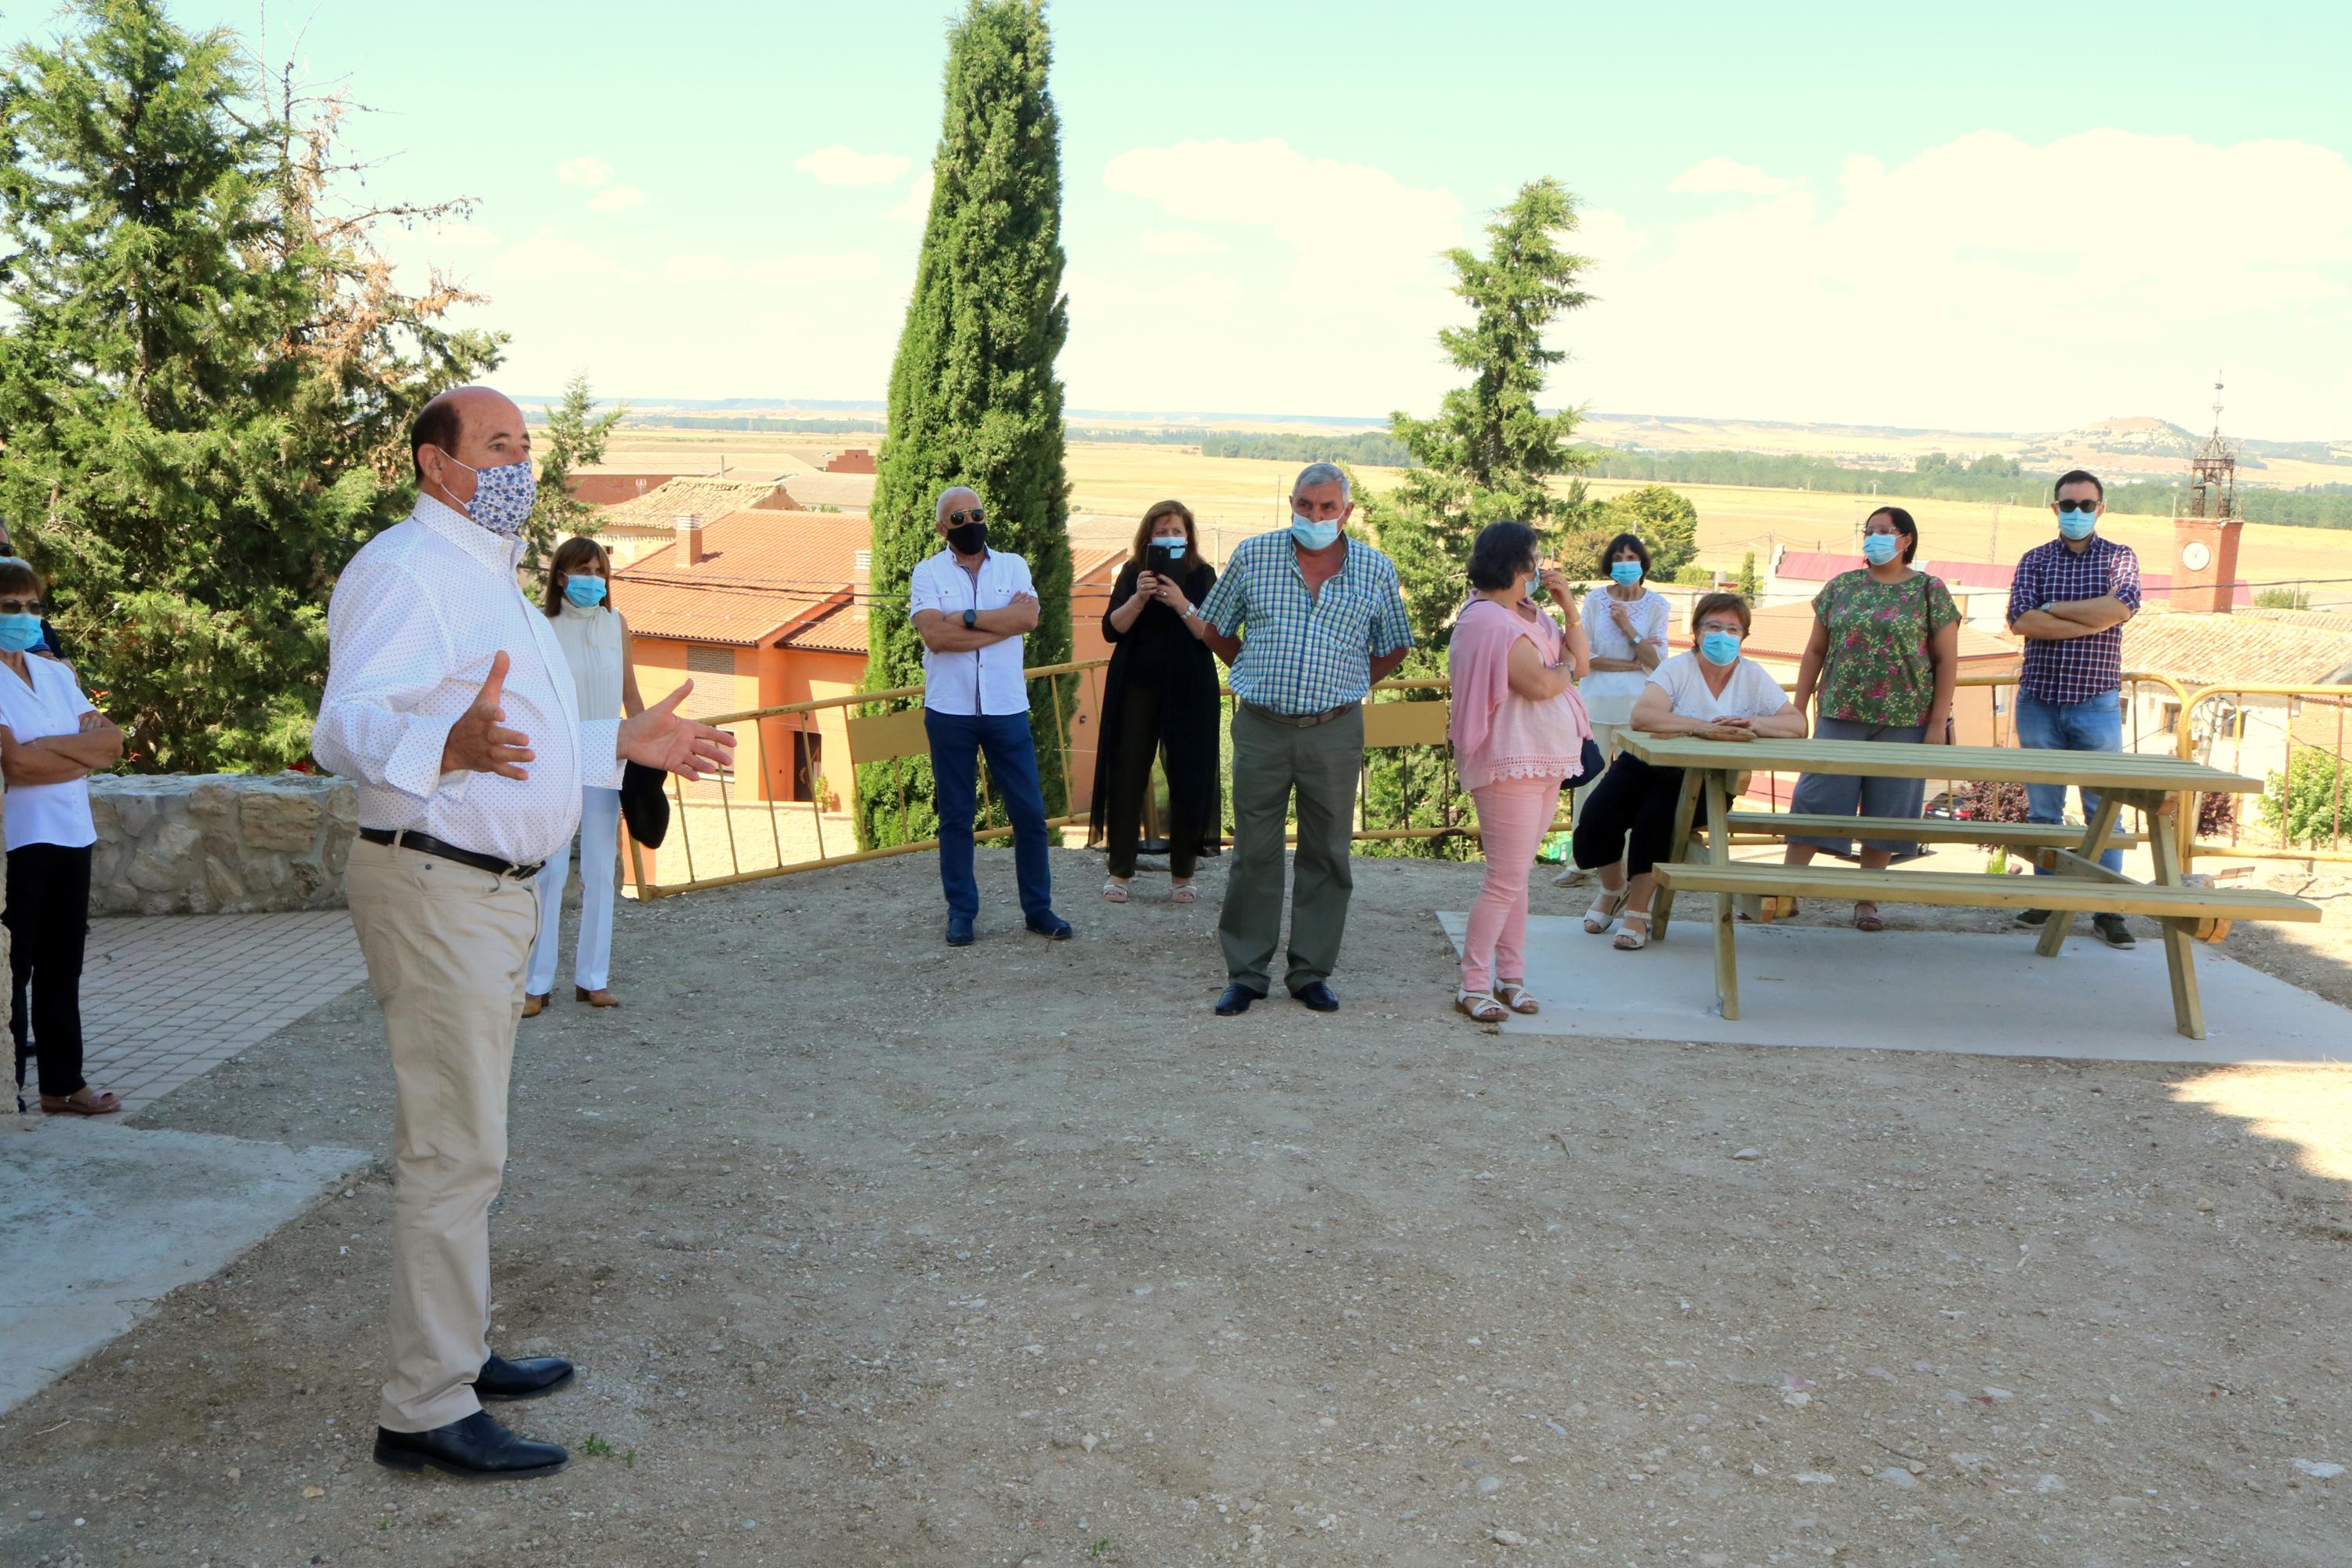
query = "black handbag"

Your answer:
(619, 760), (671, 850)
(1573, 735), (1606, 785)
